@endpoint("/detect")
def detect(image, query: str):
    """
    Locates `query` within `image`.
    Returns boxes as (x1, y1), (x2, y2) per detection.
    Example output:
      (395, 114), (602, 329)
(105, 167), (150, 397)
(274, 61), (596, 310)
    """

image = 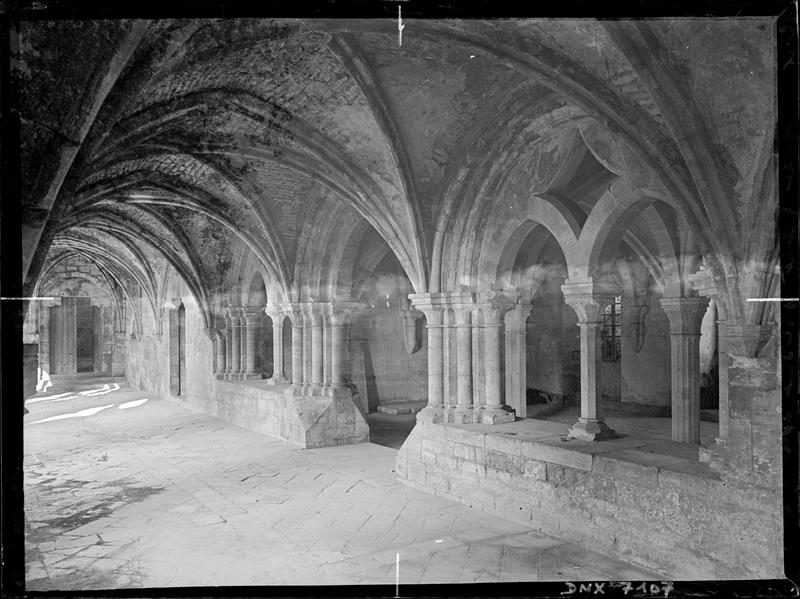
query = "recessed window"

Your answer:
(601, 296), (622, 362)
